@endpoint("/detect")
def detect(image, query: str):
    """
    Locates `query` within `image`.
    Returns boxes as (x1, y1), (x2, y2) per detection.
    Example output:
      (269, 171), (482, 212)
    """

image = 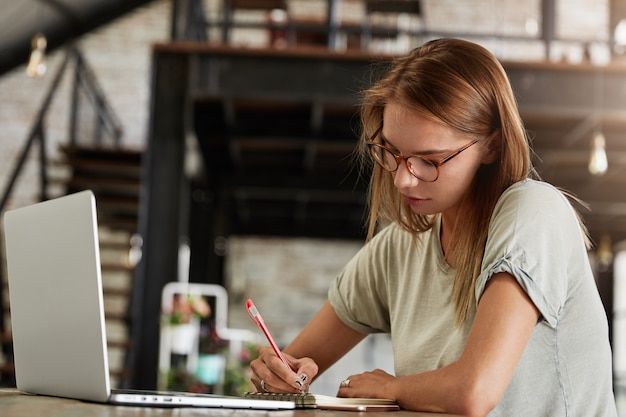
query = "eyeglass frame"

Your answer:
(366, 126), (482, 182)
